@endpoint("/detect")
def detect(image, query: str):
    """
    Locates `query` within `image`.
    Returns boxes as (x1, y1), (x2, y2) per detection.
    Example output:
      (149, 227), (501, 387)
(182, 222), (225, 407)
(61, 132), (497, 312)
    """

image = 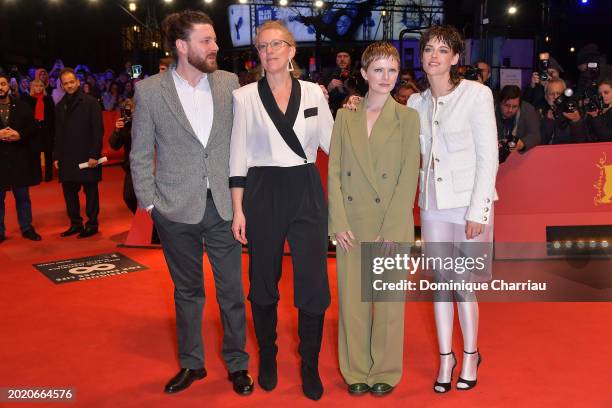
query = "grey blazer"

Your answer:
(130, 69), (239, 224)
